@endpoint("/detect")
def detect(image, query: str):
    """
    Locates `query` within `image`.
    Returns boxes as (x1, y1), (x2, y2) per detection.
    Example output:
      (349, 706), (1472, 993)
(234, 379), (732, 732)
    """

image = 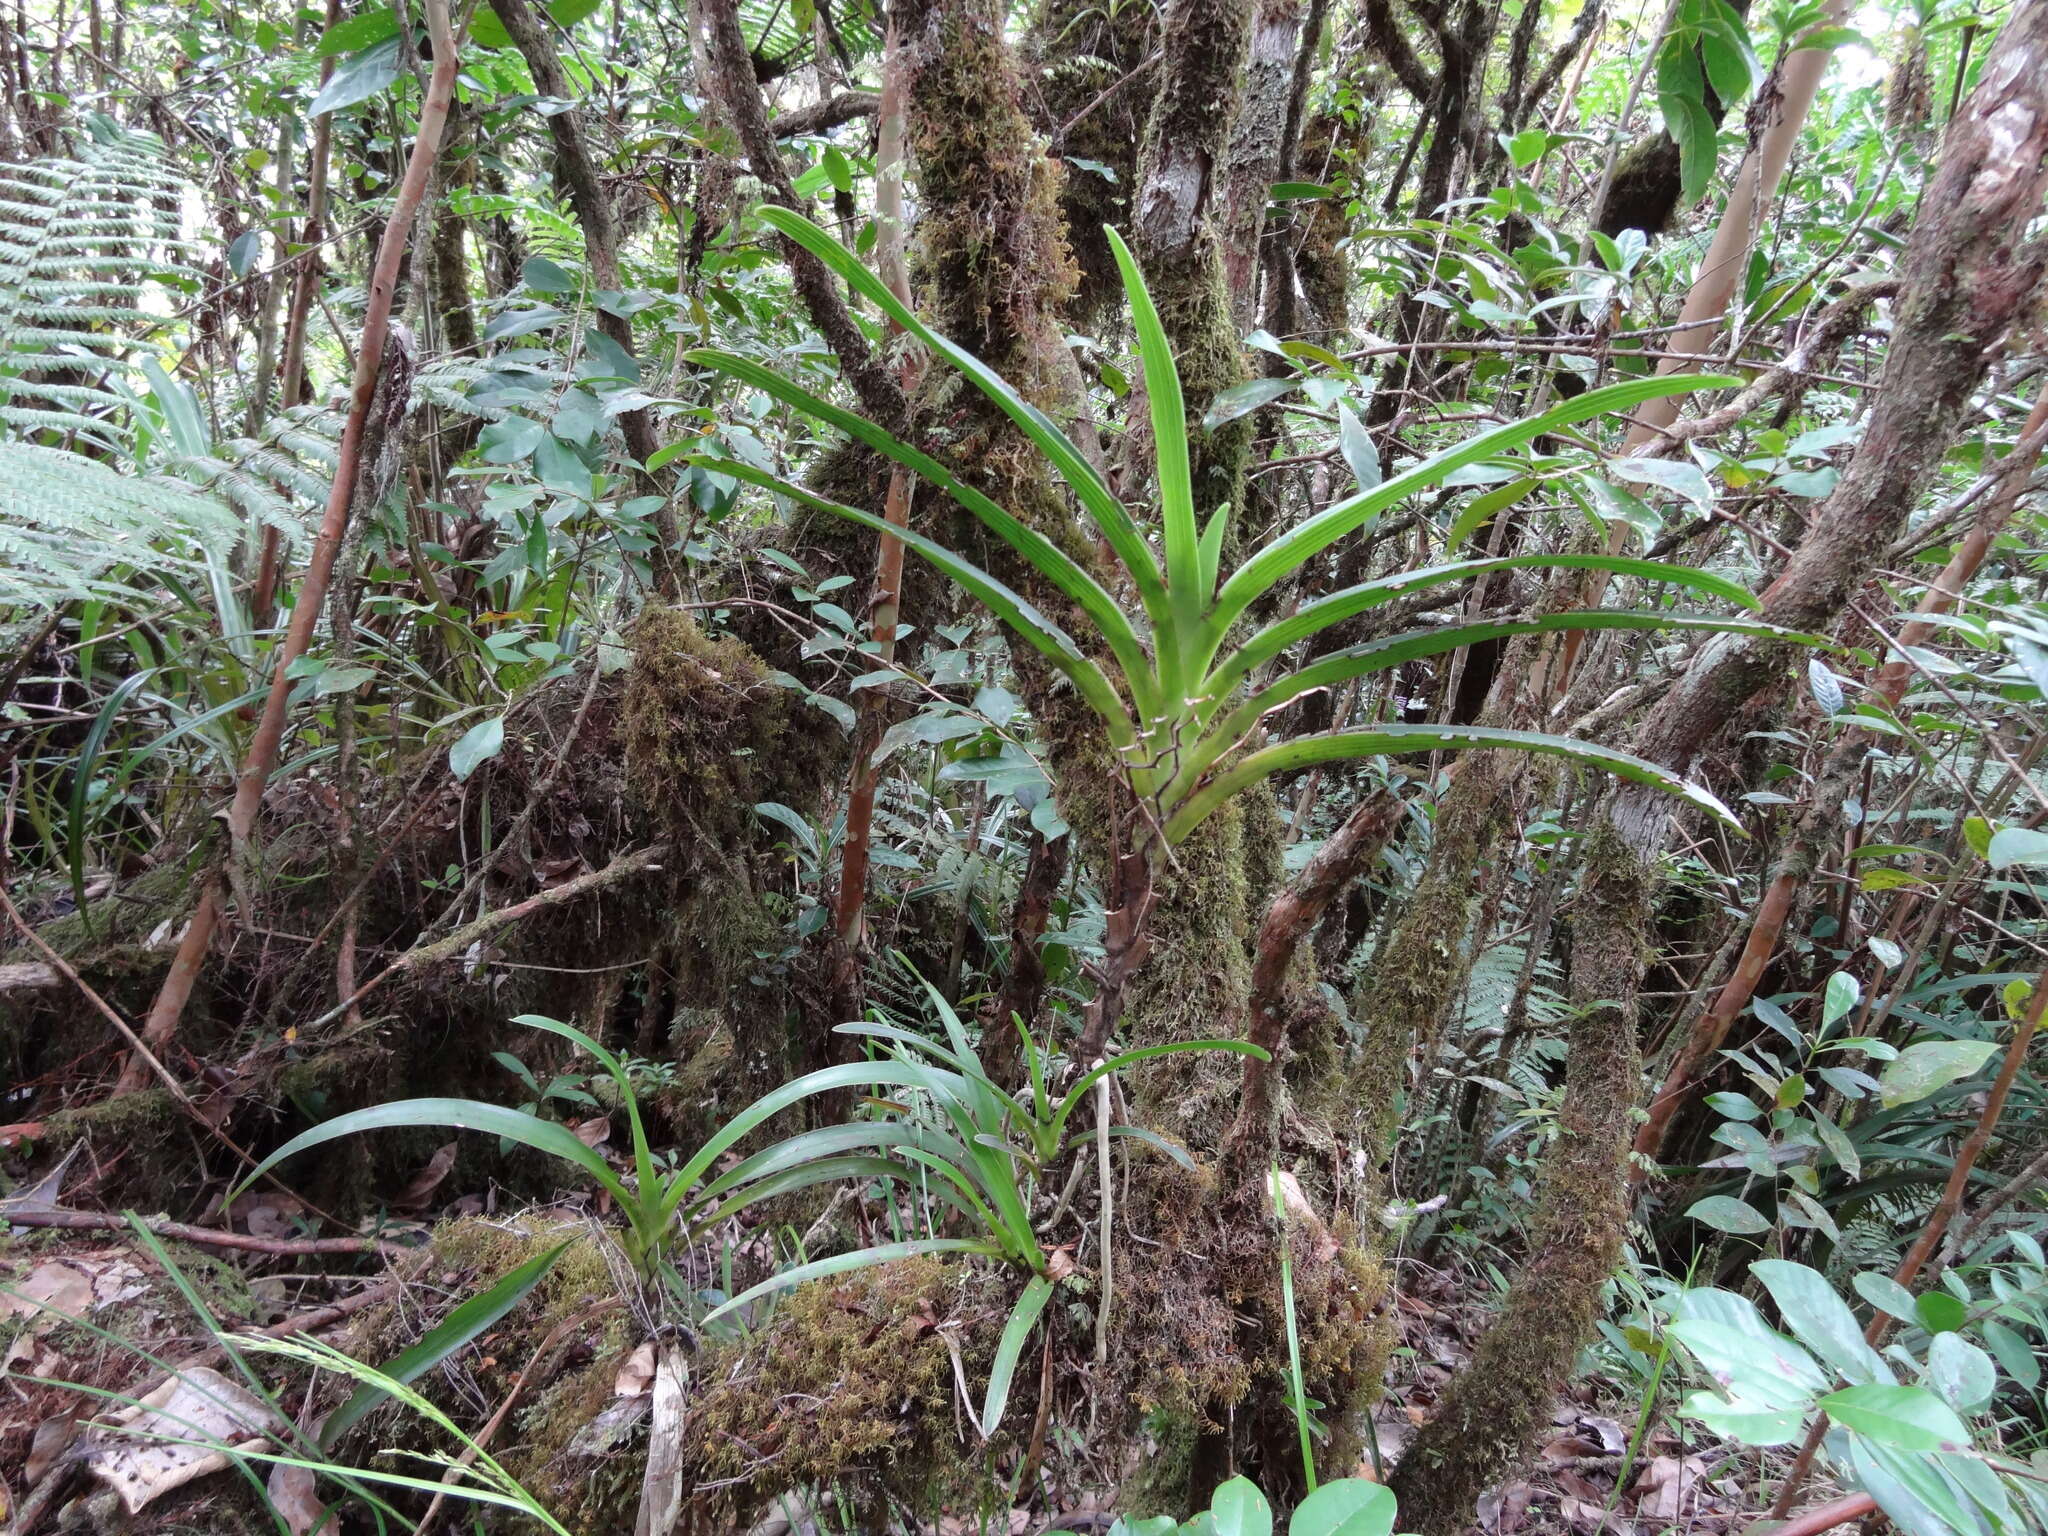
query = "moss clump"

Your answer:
(1111, 1160), (1393, 1518)
(685, 1256), (1004, 1525)
(622, 607), (825, 848)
